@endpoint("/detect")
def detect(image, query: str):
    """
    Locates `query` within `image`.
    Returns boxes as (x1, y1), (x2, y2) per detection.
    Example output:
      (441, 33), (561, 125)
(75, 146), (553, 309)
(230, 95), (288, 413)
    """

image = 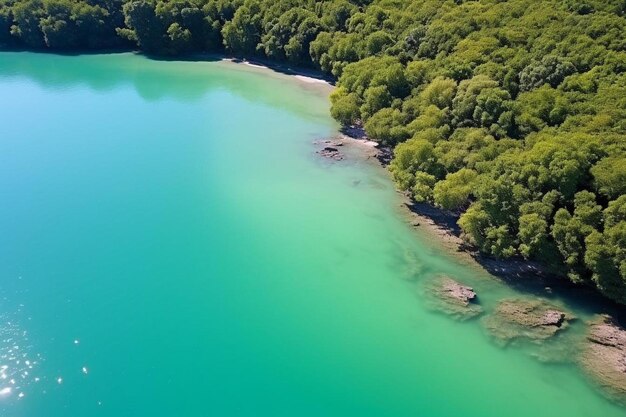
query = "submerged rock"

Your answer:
(538, 310), (566, 326)
(317, 145), (344, 161)
(424, 276), (483, 320)
(580, 315), (626, 403)
(441, 277), (477, 305)
(483, 299), (574, 344)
